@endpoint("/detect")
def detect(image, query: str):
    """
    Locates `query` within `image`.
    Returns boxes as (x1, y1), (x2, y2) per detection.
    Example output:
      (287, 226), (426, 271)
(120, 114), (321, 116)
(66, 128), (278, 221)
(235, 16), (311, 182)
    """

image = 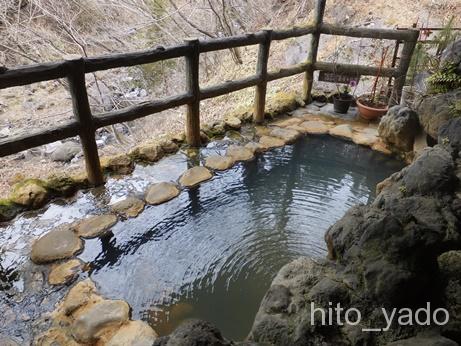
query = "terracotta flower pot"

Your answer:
(356, 96), (389, 121)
